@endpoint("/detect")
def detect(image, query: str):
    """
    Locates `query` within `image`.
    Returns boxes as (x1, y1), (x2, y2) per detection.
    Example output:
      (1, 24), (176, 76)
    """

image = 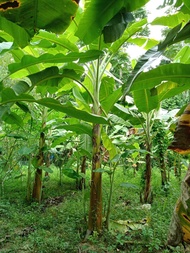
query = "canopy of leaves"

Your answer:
(0, 0), (79, 47)
(75, 0), (149, 44)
